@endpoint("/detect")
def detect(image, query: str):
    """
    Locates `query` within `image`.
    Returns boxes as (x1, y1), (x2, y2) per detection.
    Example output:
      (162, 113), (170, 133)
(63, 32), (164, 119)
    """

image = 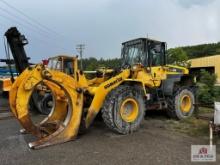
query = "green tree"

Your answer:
(80, 57), (121, 71)
(180, 42), (220, 59)
(197, 70), (217, 104)
(167, 48), (189, 66)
